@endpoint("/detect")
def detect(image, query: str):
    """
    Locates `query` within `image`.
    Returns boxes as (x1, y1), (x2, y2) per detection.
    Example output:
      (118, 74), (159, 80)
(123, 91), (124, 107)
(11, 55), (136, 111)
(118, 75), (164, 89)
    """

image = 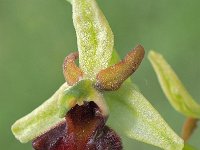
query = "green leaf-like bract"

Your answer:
(72, 0), (114, 79)
(148, 51), (200, 118)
